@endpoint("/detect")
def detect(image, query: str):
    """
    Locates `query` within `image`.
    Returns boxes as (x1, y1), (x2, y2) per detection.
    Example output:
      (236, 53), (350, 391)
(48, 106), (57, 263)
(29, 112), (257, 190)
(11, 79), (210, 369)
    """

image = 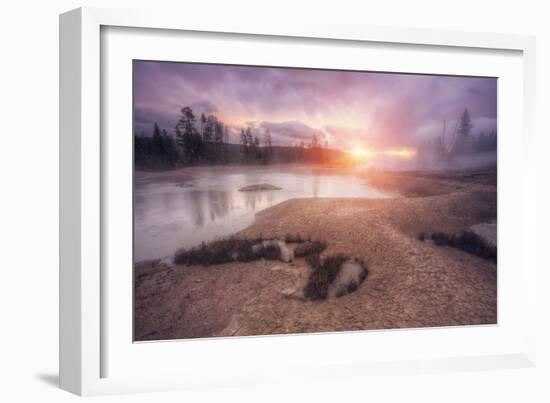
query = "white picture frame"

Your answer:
(59, 6), (537, 396)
